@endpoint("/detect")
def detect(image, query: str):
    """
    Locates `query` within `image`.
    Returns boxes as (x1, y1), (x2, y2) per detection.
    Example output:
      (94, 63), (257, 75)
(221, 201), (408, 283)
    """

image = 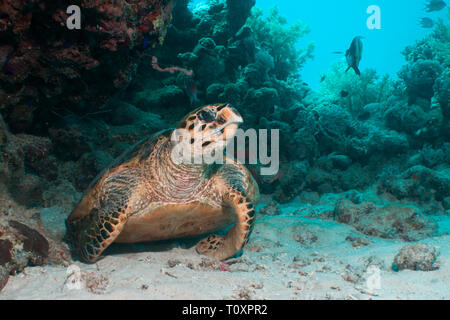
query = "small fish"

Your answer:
(184, 78), (200, 106)
(340, 90), (349, 98)
(345, 36), (363, 76)
(3, 57), (15, 73)
(424, 0), (447, 12)
(320, 75), (326, 82)
(143, 36), (149, 49)
(419, 17), (435, 28)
